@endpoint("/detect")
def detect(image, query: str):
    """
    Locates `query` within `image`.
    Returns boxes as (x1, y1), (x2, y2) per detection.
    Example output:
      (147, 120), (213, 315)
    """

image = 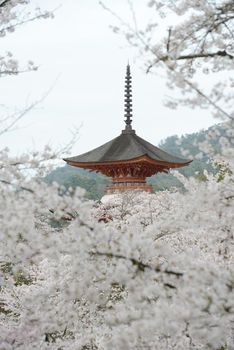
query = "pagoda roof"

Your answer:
(64, 130), (191, 166)
(64, 64), (192, 168)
